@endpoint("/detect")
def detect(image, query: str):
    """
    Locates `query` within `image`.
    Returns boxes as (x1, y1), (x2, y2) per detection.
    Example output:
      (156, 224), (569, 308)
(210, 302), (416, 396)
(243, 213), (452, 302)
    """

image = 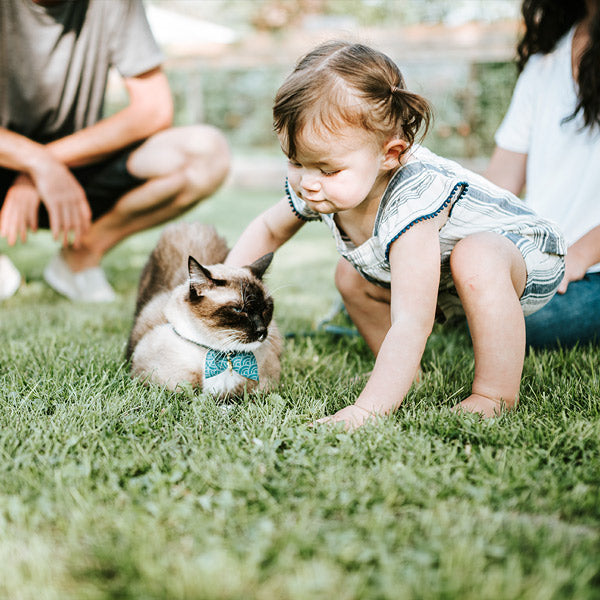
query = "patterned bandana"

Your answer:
(170, 325), (259, 382)
(204, 349), (259, 381)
